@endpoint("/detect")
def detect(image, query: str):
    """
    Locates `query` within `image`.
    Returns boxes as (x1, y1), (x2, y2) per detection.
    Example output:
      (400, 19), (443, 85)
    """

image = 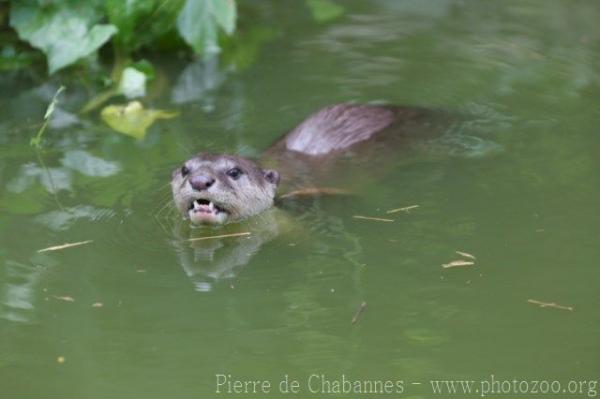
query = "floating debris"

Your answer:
(442, 260), (475, 269)
(386, 205), (419, 214)
(101, 101), (178, 139)
(186, 232), (251, 242)
(57, 356), (66, 364)
(352, 215), (394, 223)
(53, 296), (75, 302)
(455, 251), (476, 260)
(527, 299), (573, 311)
(351, 302), (367, 325)
(37, 240), (93, 253)
(91, 302), (104, 308)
